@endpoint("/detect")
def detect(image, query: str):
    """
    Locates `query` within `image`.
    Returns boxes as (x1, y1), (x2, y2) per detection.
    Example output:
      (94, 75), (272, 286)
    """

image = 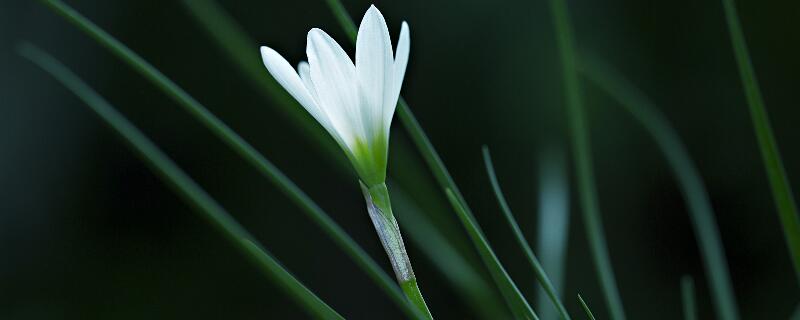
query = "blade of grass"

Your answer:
(720, 0), (800, 283)
(483, 147), (571, 320)
(18, 43), (343, 320)
(321, 1), (538, 317)
(578, 295), (597, 320)
(444, 188), (539, 320)
(390, 183), (509, 319)
(579, 56), (740, 320)
(681, 276), (698, 320)
(535, 149), (571, 320)
(36, 1), (422, 318)
(548, 0), (627, 318)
